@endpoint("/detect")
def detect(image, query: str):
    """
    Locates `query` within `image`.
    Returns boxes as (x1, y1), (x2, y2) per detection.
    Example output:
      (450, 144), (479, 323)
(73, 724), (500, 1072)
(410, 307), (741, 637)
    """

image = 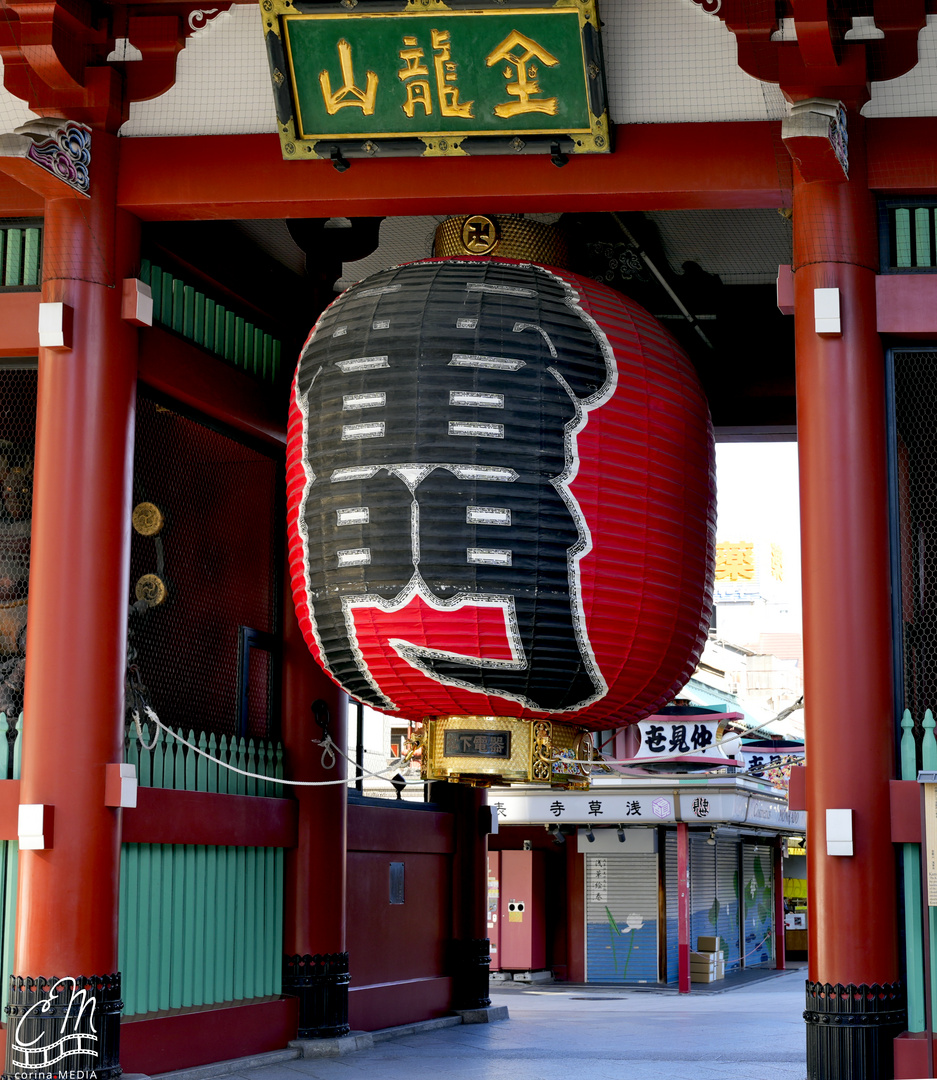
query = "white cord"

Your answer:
(133, 705), (422, 788)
